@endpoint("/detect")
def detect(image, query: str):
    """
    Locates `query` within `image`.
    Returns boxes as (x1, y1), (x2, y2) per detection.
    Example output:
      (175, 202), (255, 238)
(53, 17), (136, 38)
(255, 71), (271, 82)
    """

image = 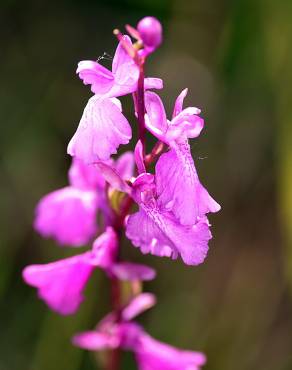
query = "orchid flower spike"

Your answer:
(25, 16), (220, 369)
